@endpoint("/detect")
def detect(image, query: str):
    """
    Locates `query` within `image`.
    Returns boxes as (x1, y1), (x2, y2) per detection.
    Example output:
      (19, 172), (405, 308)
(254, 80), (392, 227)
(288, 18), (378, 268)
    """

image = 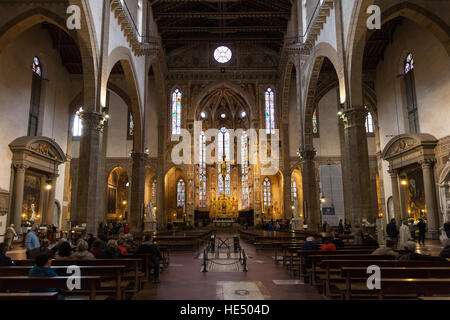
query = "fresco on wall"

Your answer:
(23, 174), (41, 221)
